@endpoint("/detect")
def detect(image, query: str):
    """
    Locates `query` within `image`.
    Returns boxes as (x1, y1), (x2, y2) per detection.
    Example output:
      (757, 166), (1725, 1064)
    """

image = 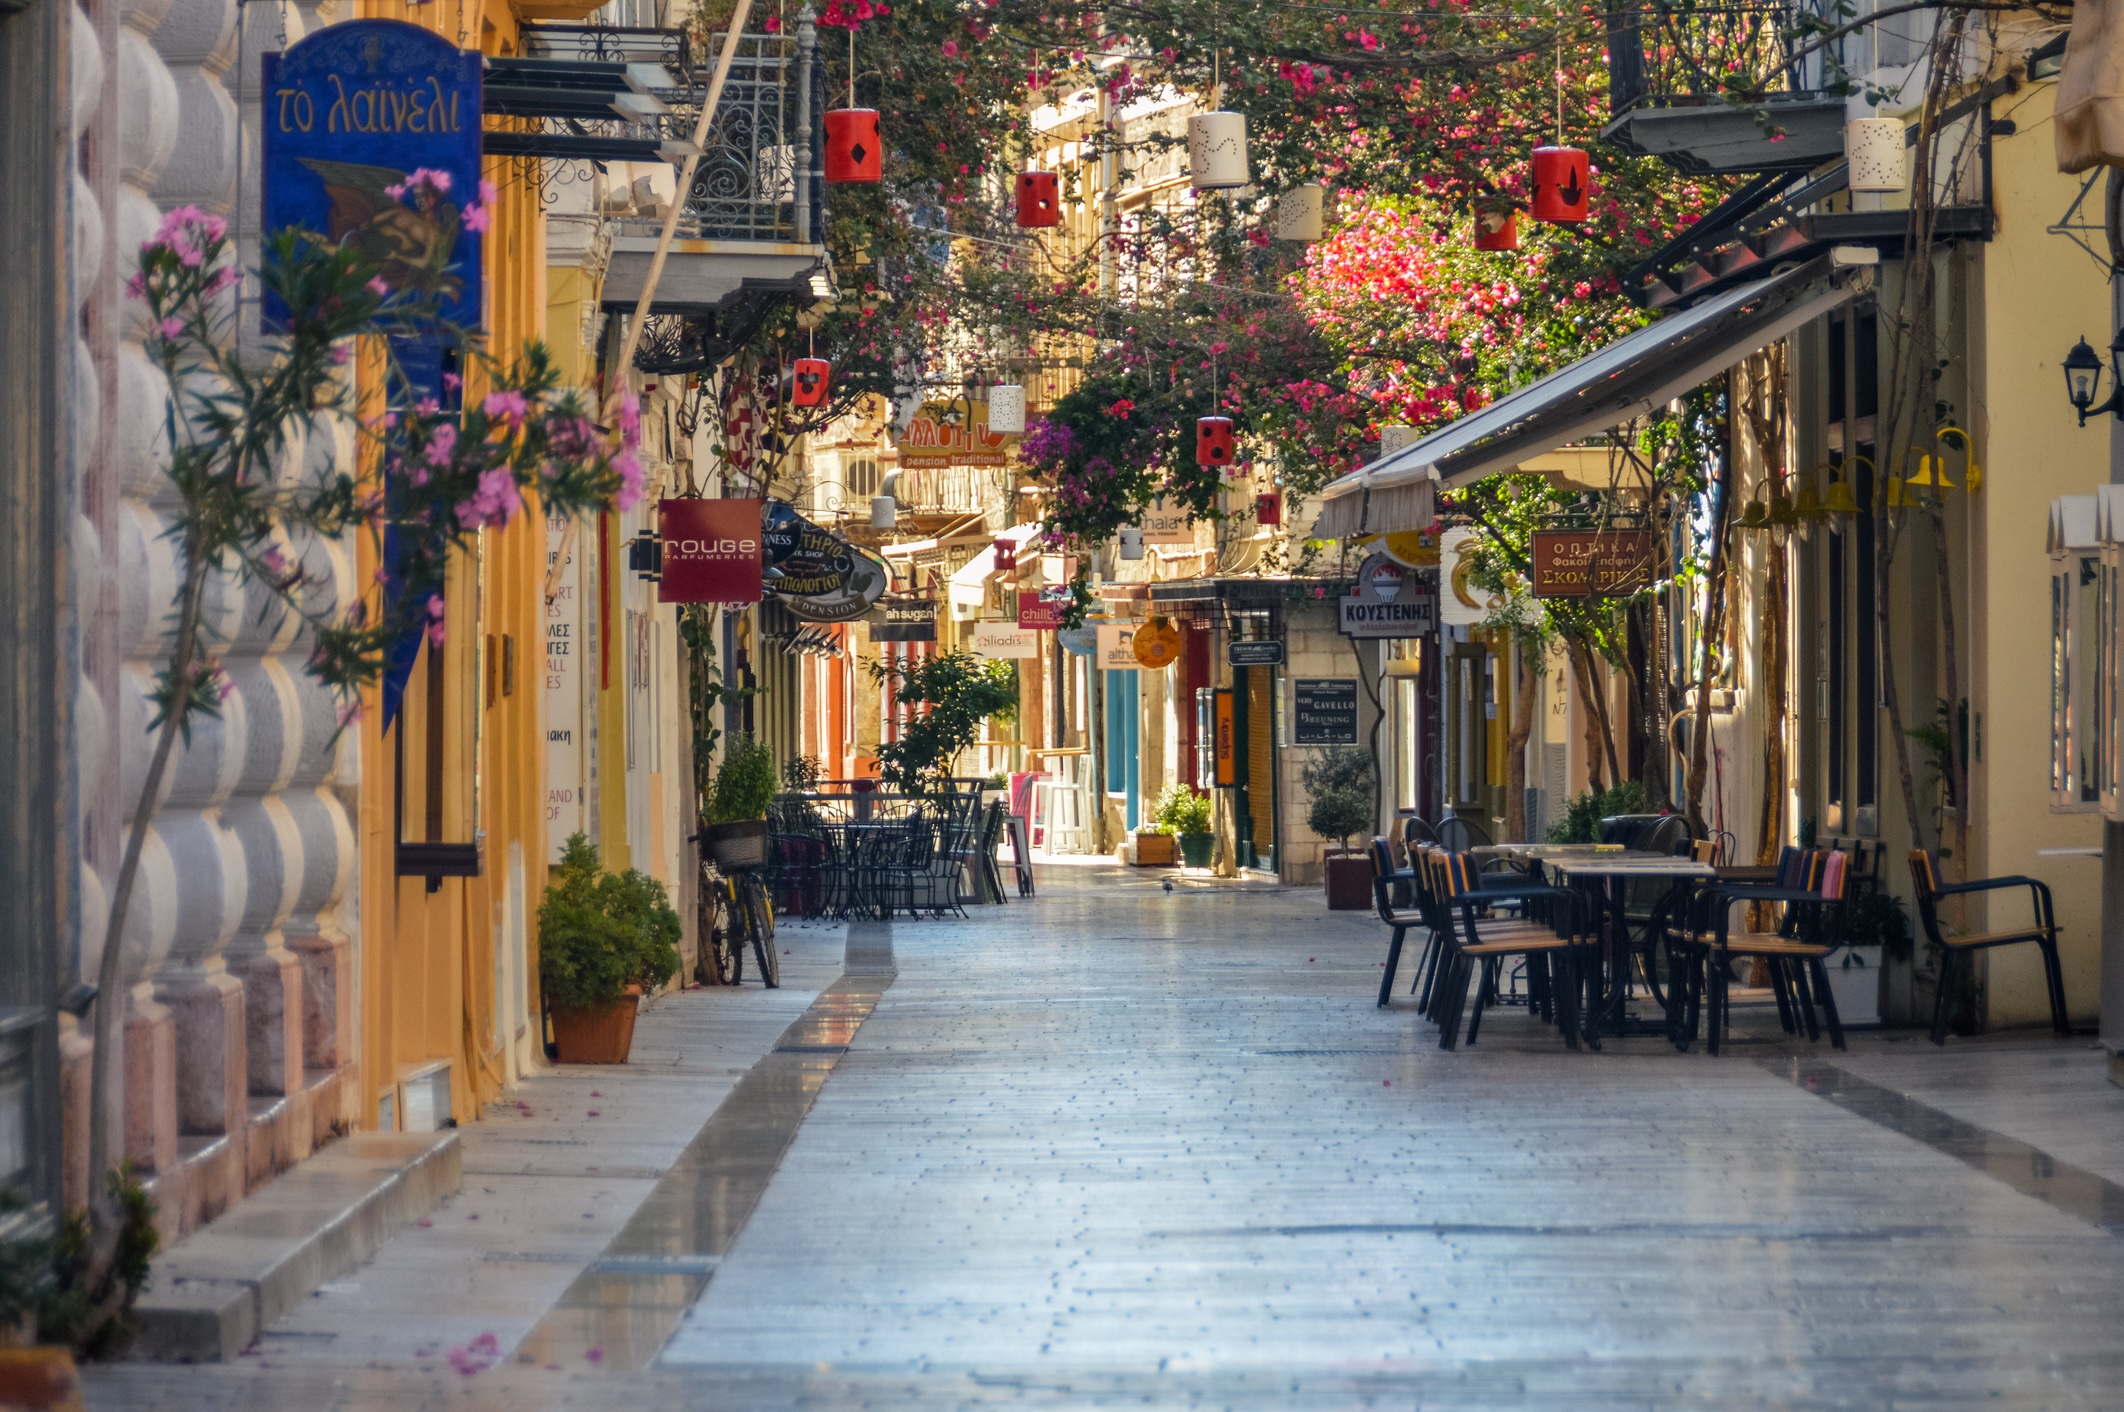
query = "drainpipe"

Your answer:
(2106, 171), (2124, 1084)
